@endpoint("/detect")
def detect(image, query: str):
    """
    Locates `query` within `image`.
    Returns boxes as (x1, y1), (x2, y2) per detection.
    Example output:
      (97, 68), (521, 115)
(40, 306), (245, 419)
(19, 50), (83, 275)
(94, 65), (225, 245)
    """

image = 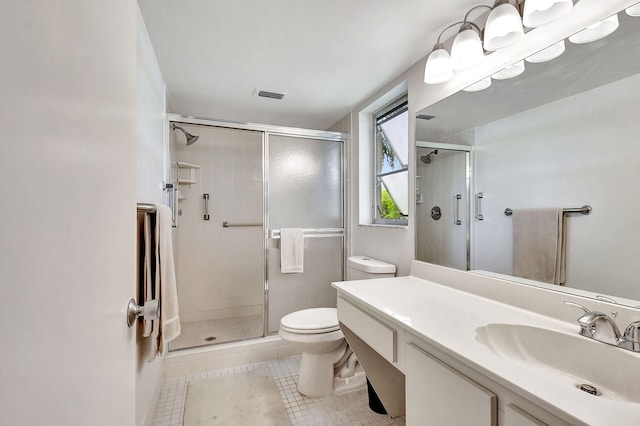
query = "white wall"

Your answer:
(135, 7), (166, 426)
(473, 73), (640, 299)
(0, 2), (137, 425)
(348, 79), (414, 277)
